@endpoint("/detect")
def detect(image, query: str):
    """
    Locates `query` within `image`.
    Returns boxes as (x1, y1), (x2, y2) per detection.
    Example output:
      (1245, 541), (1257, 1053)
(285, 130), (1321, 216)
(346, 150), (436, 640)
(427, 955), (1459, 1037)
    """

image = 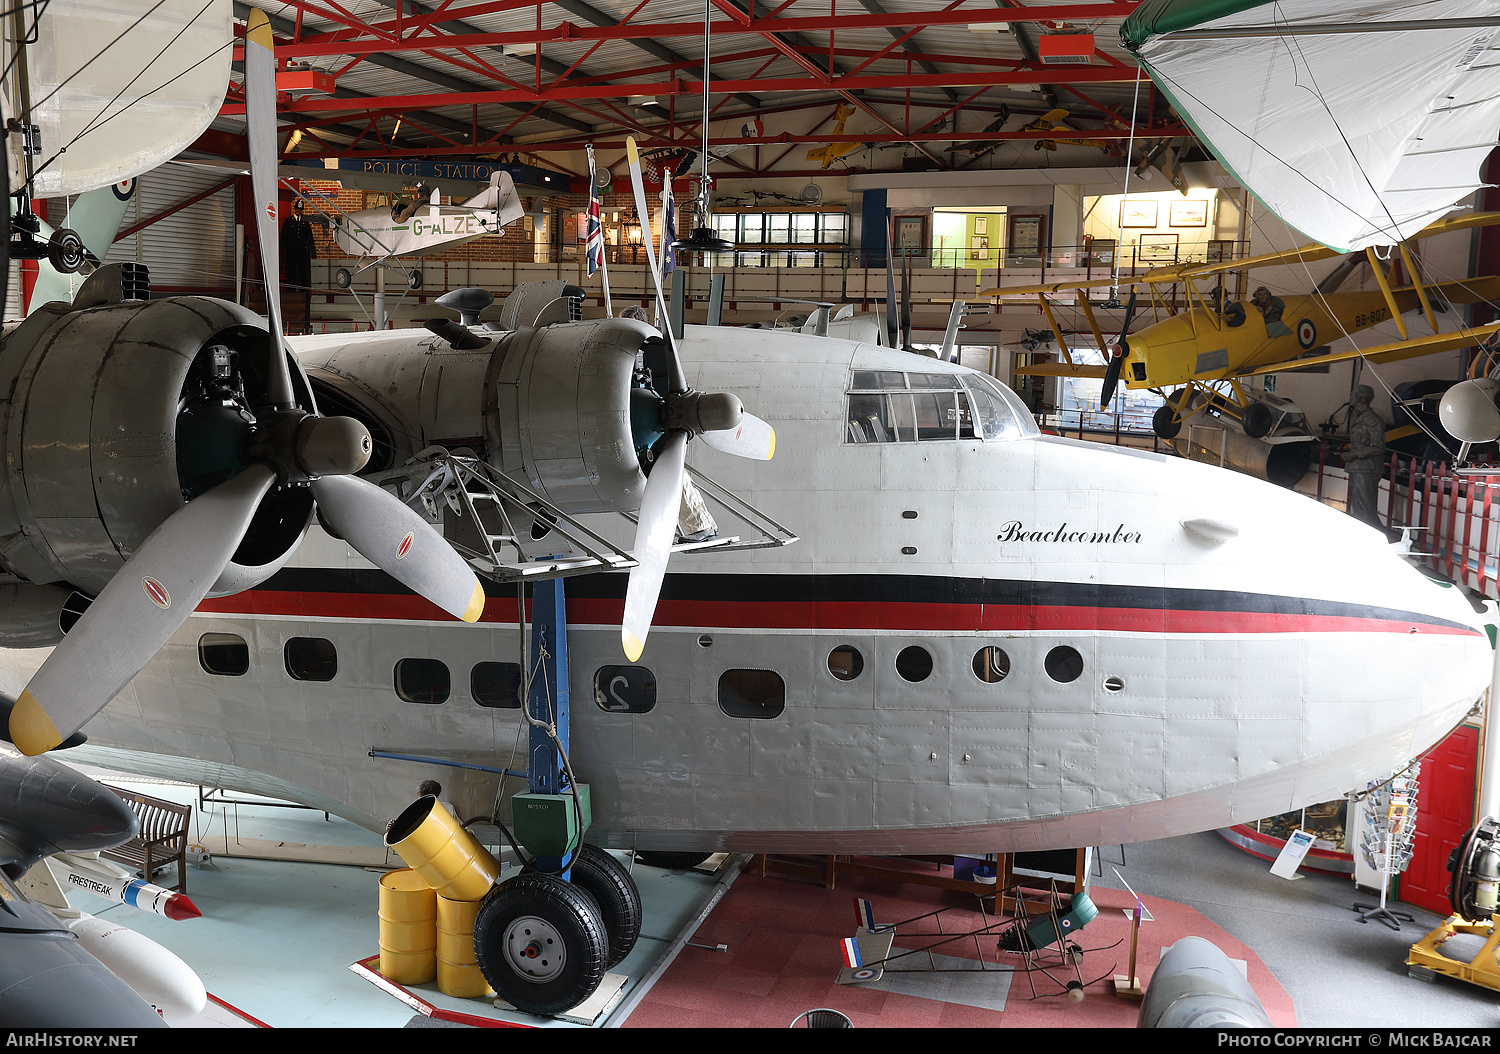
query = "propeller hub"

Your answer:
(666, 389), (744, 436)
(295, 415), (374, 477)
